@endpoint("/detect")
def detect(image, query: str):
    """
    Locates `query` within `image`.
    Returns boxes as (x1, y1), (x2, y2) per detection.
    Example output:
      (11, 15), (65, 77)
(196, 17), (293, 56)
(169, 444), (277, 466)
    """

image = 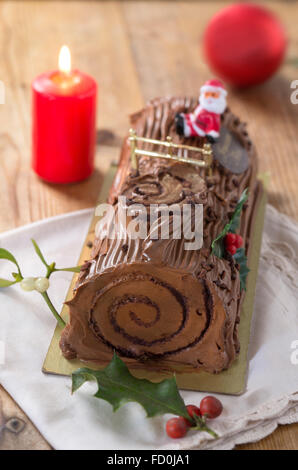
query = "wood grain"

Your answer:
(0, 0), (297, 450)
